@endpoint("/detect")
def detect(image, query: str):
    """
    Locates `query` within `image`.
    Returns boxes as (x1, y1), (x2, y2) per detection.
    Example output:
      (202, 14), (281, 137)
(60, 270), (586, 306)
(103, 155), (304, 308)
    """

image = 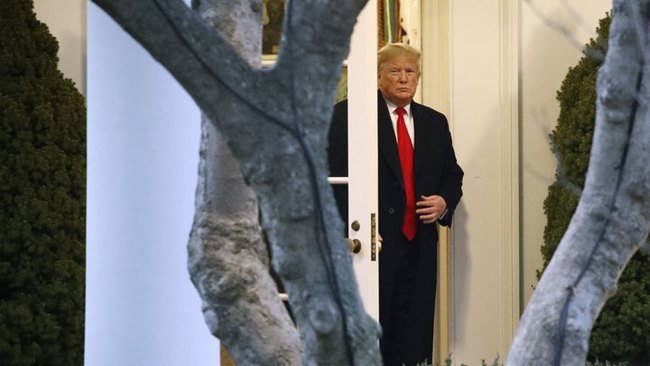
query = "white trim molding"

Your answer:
(498, 0), (521, 356)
